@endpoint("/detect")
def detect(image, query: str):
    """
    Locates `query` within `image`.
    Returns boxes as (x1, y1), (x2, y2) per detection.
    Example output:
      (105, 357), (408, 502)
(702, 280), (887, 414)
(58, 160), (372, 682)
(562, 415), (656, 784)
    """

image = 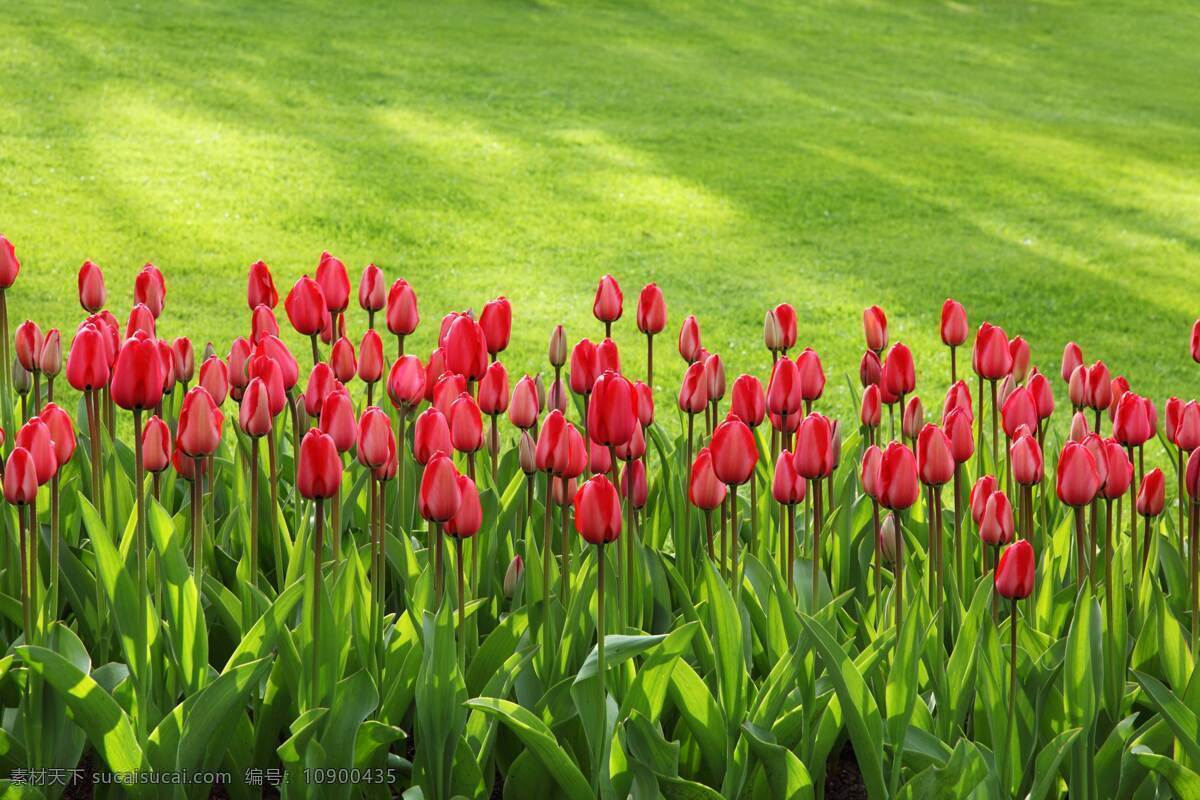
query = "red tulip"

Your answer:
(134, 264), (166, 318)
(248, 355), (287, 417)
(878, 441), (919, 510)
(795, 348), (825, 402)
(979, 491), (1014, 545)
(297, 429), (342, 500)
(588, 438), (612, 475)
(597, 338), (620, 376)
(711, 416), (758, 485)
(1083, 362), (1111, 410)
(574, 475), (622, 544)
(449, 393), (484, 454)
(620, 459), (648, 509)
(860, 445), (883, 500)
(1166, 397), (1182, 446)
(1188, 449), (1200, 499)
(1176, 401), (1200, 452)
(66, 324), (110, 391)
(860, 384), (882, 429)
(285, 276), (326, 336)
(774, 304), (798, 352)
(413, 407), (452, 465)
(33, 328), (59, 379)
(1010, 433), (1043, 486)
(1069, 411), (1090, 442)
(1108, 376), (1131, 421)
(1061, 341), (1083, 384)
(678, 361), (709, 414)
(431, 372), (466, 419)
(859, 350), (882, 388)
(1136, 468), (1165, 517)
(474, 361), (507, 416)
(1056, 442), (1102, 506)
(794, 413), (834, 479)
(973, 323), (1011, 380)
(39, 403), (76, 467)
(882, 343), (915, 398)
(1008, 337), (1030, 383)
(4, 448), (37, 504)
(940, 299), (968, 347)
(731, 374), (766, 427)
(1193, 320), (1200, 364)
(1067, 365), (1087, 408)
(901, 395), (924, 440)
(442, 473), (481, 537)
(568, 339), (599, 396)
(678, 315), (702, 363)
(357, 406), (392, 468)
(767, 357), (803, 418)
(358, 263), (385, 313)
(588, 371), (638, 448)
(863, 306), (887, 352)
(994, 540), (1034, 599)
(1113, 392), (1154, 446)
(1099, 440), (1133, 500)
(772, 451), (807, 505)
(320, 389), (357, 453)
(353, 330), (382, 386)
(240, 378), (274, 437)
(614, 422), (646, 461)
(172, 439), (209, 481)
(178, 387), (224, 457)
(142, 415), (171, 473)
(593, 274), (623, 324)
(329, 337), (357, 384)
(78, 261), (106, 312)
(374, 434), (398, 482)
(247, 260), (278, 309)
(199, 356), (230, 407)
(636, 283), (666, 335)
(246, 305), (276, 344)
(1028, 371), (1054, 420)
(227, 337), (252, 394)
(479, 296), (512, 356)
(507, 374), (539, 429)
(111, 332), (165, 411)
(379, 355), (419, 415)
(386, 279), (420, 337)
(561, 426), (588, 479)
(313, 251), (349, 313)
(157, 339), (176, 396)
(970, 475), (998, 525)
(917, 424), (954, 486)
(1000, 386), (1037, 440)
(17, 418), (57, 484)
(15, 320), (43, 373)
(943, 406), (974, 464)
(701, 354), (724, 404)
(0, 235), (20, 289)
(634, 381), (654, 426)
